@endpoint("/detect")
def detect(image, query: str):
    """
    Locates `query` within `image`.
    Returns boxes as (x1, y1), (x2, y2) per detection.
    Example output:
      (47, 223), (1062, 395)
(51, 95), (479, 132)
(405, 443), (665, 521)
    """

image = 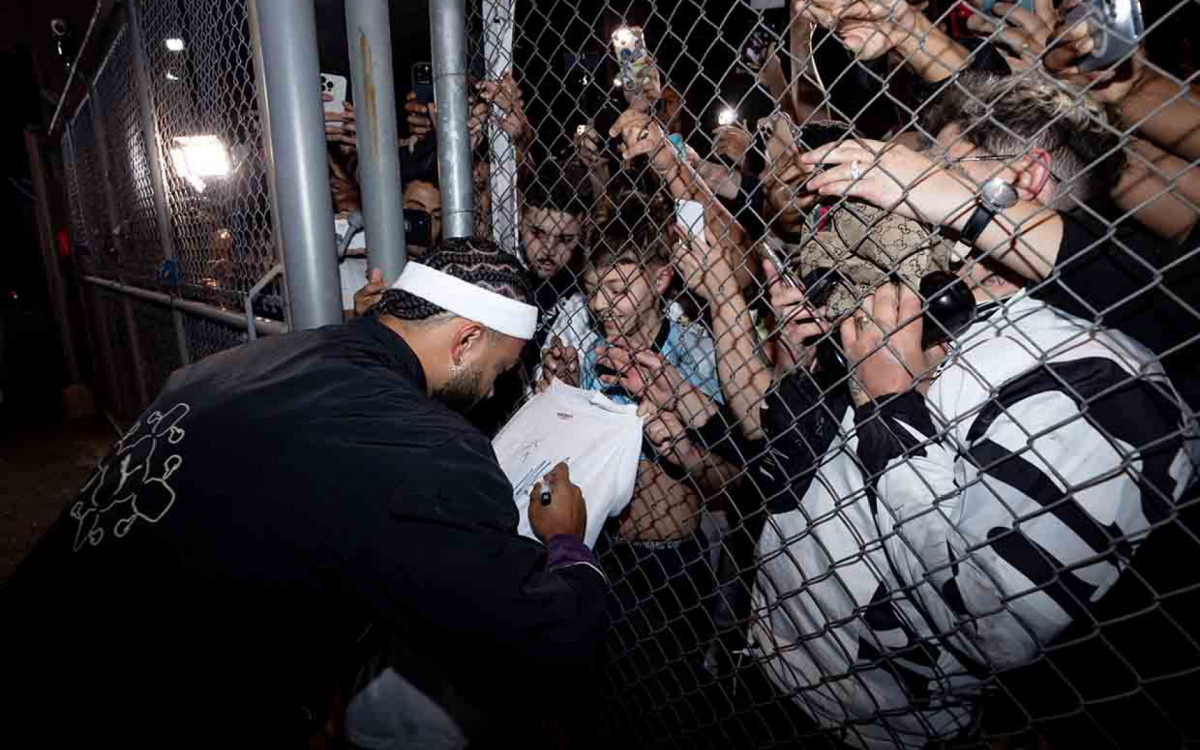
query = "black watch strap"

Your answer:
(960, 203), (995, 246)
